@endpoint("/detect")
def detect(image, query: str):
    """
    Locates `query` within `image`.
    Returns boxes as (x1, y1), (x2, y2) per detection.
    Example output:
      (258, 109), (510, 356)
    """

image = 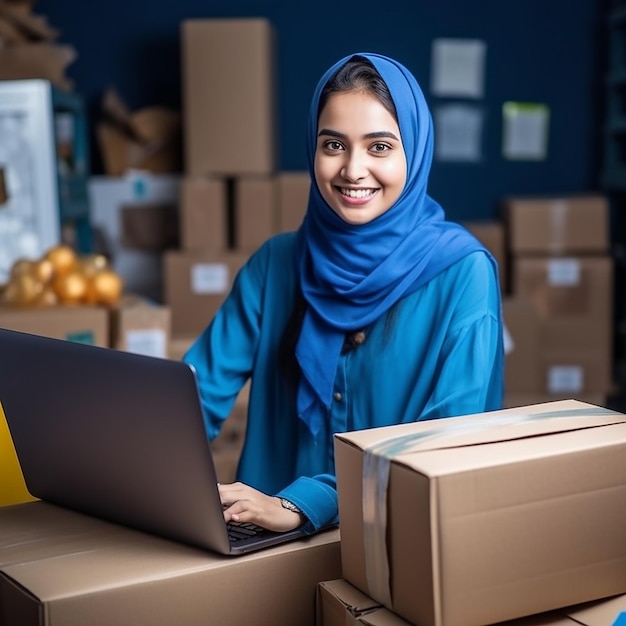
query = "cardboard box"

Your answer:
(0, 43), (76, 90)
(511, 255), (613, 392)
(503, 392), (607, 410)
(109, 296), (171, 358)
(0, 305), (109, 346)
(168, 335), (196, 360)
(120, 203), (179, 252)
(463, 220), (507, 292)
(97, 90), (182, 176)
(182, 18), (277, 176)
(179, 176), (228, 251)
(503, 294), (612, 395)
(316, 580), (626, 626)
(277, 171), (310, 232)
(0, 501), (342, 626)
(234, 175), (278, 251)
(317, 579), (412, 626)
(163, 249), (249, 336)
(334, 399), (626, 626)
(503, 296), (540, 393)
(503, 195), (609, 255)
